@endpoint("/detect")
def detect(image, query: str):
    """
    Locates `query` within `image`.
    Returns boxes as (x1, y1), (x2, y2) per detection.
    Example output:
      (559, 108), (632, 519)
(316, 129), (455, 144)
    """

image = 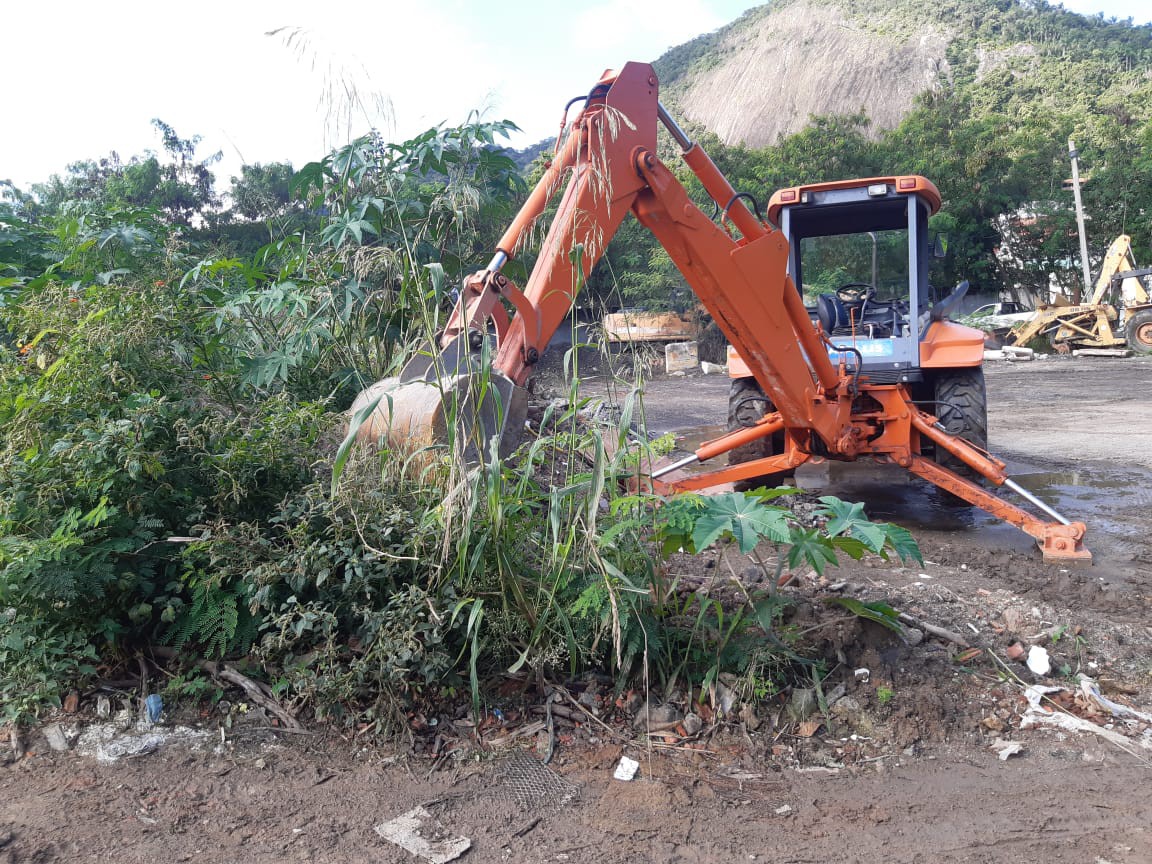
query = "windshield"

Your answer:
(797, 228), (909, 304)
